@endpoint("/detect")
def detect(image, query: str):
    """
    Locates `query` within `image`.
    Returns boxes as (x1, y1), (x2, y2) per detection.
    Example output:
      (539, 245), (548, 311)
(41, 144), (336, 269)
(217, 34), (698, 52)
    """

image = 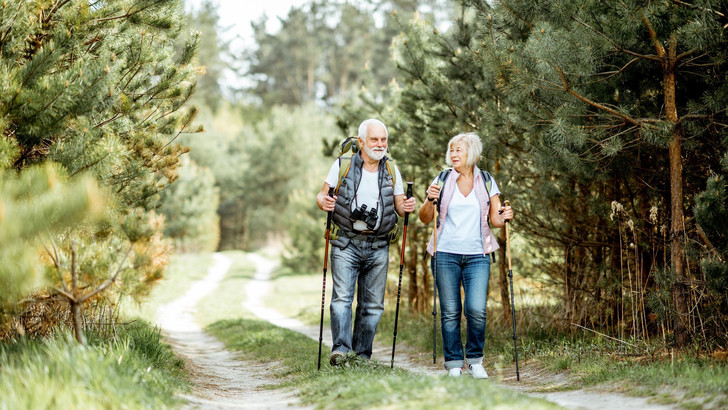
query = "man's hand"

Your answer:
(321, 193), (337, 212)
(317, 183), (337, 212)
(403, 196), (416, 213)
